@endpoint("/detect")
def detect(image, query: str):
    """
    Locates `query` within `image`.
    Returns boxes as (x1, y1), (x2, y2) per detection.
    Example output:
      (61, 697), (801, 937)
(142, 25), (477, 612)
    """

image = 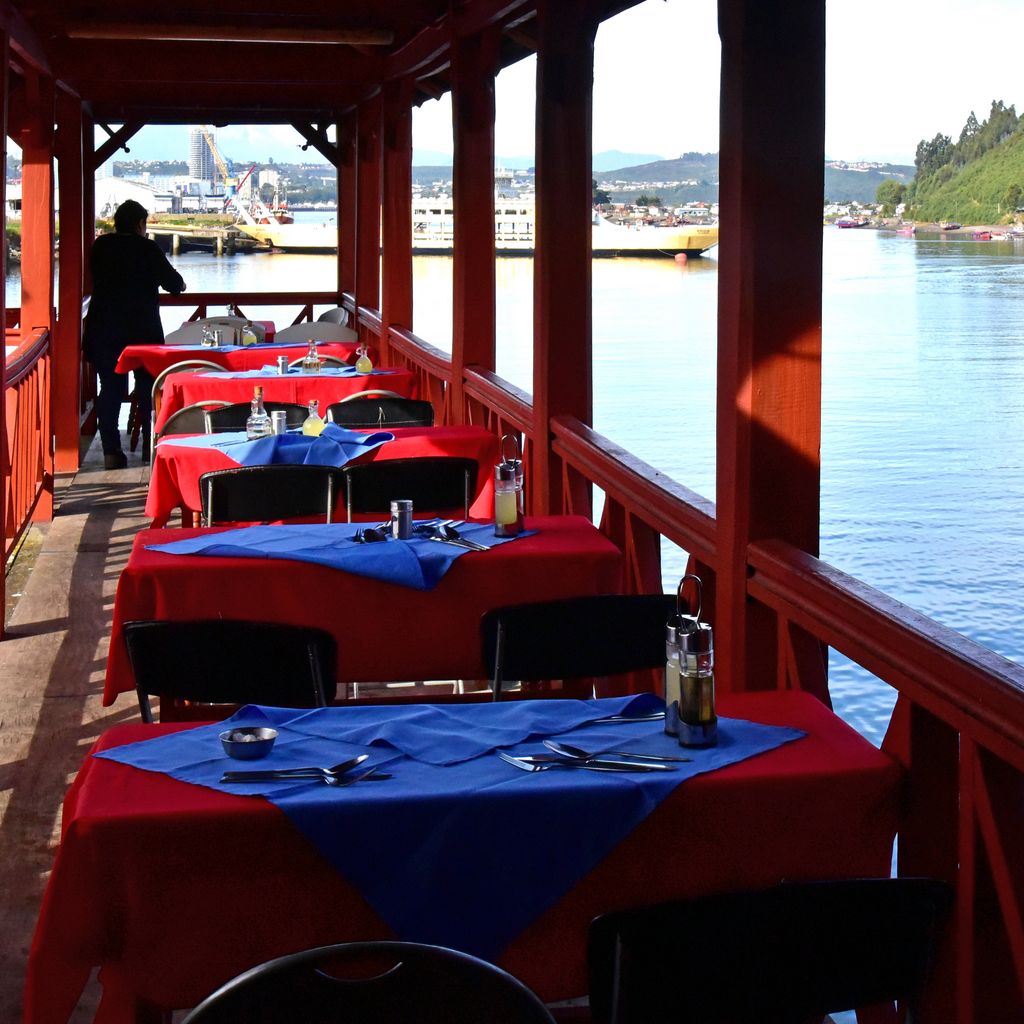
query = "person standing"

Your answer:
(82, 199), (186, 469)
